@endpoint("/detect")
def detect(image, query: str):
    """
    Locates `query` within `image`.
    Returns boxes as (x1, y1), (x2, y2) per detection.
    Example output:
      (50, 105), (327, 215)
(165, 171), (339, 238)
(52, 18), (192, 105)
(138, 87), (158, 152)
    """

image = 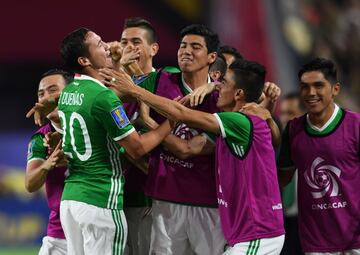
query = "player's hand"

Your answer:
(108, 41), (122, 62)
(43, 141), (67, 171)
(120, 45), (140, 67)
(99, 68), (136, 97)
(262, 82), (281, 103)
(188, 82), (217, 107)
(26, 96), (59, 126)
(240, 102), (271, 121)
(43, 132), (62, 154)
